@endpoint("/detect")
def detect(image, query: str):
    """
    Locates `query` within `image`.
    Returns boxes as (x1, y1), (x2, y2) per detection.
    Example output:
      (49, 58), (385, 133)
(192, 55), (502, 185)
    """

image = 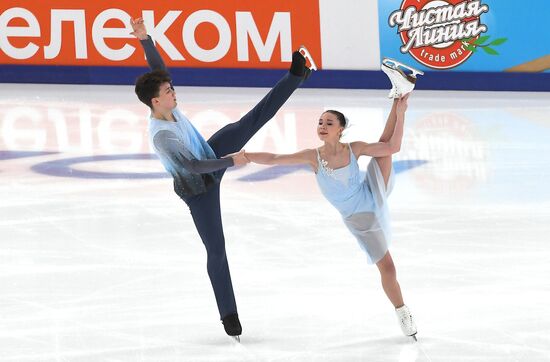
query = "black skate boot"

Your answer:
(290, 46), (317, 81)
(290, 50), (307, 77)
(222, 313), (242, 342)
